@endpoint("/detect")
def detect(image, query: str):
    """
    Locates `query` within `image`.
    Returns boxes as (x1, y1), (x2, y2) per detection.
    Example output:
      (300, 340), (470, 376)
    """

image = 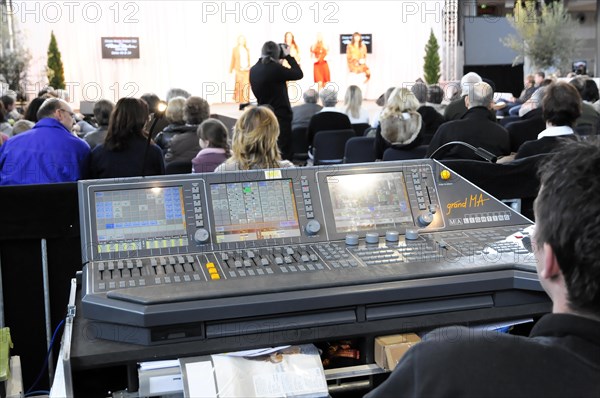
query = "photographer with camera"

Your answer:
(250, 41), (303, 161)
